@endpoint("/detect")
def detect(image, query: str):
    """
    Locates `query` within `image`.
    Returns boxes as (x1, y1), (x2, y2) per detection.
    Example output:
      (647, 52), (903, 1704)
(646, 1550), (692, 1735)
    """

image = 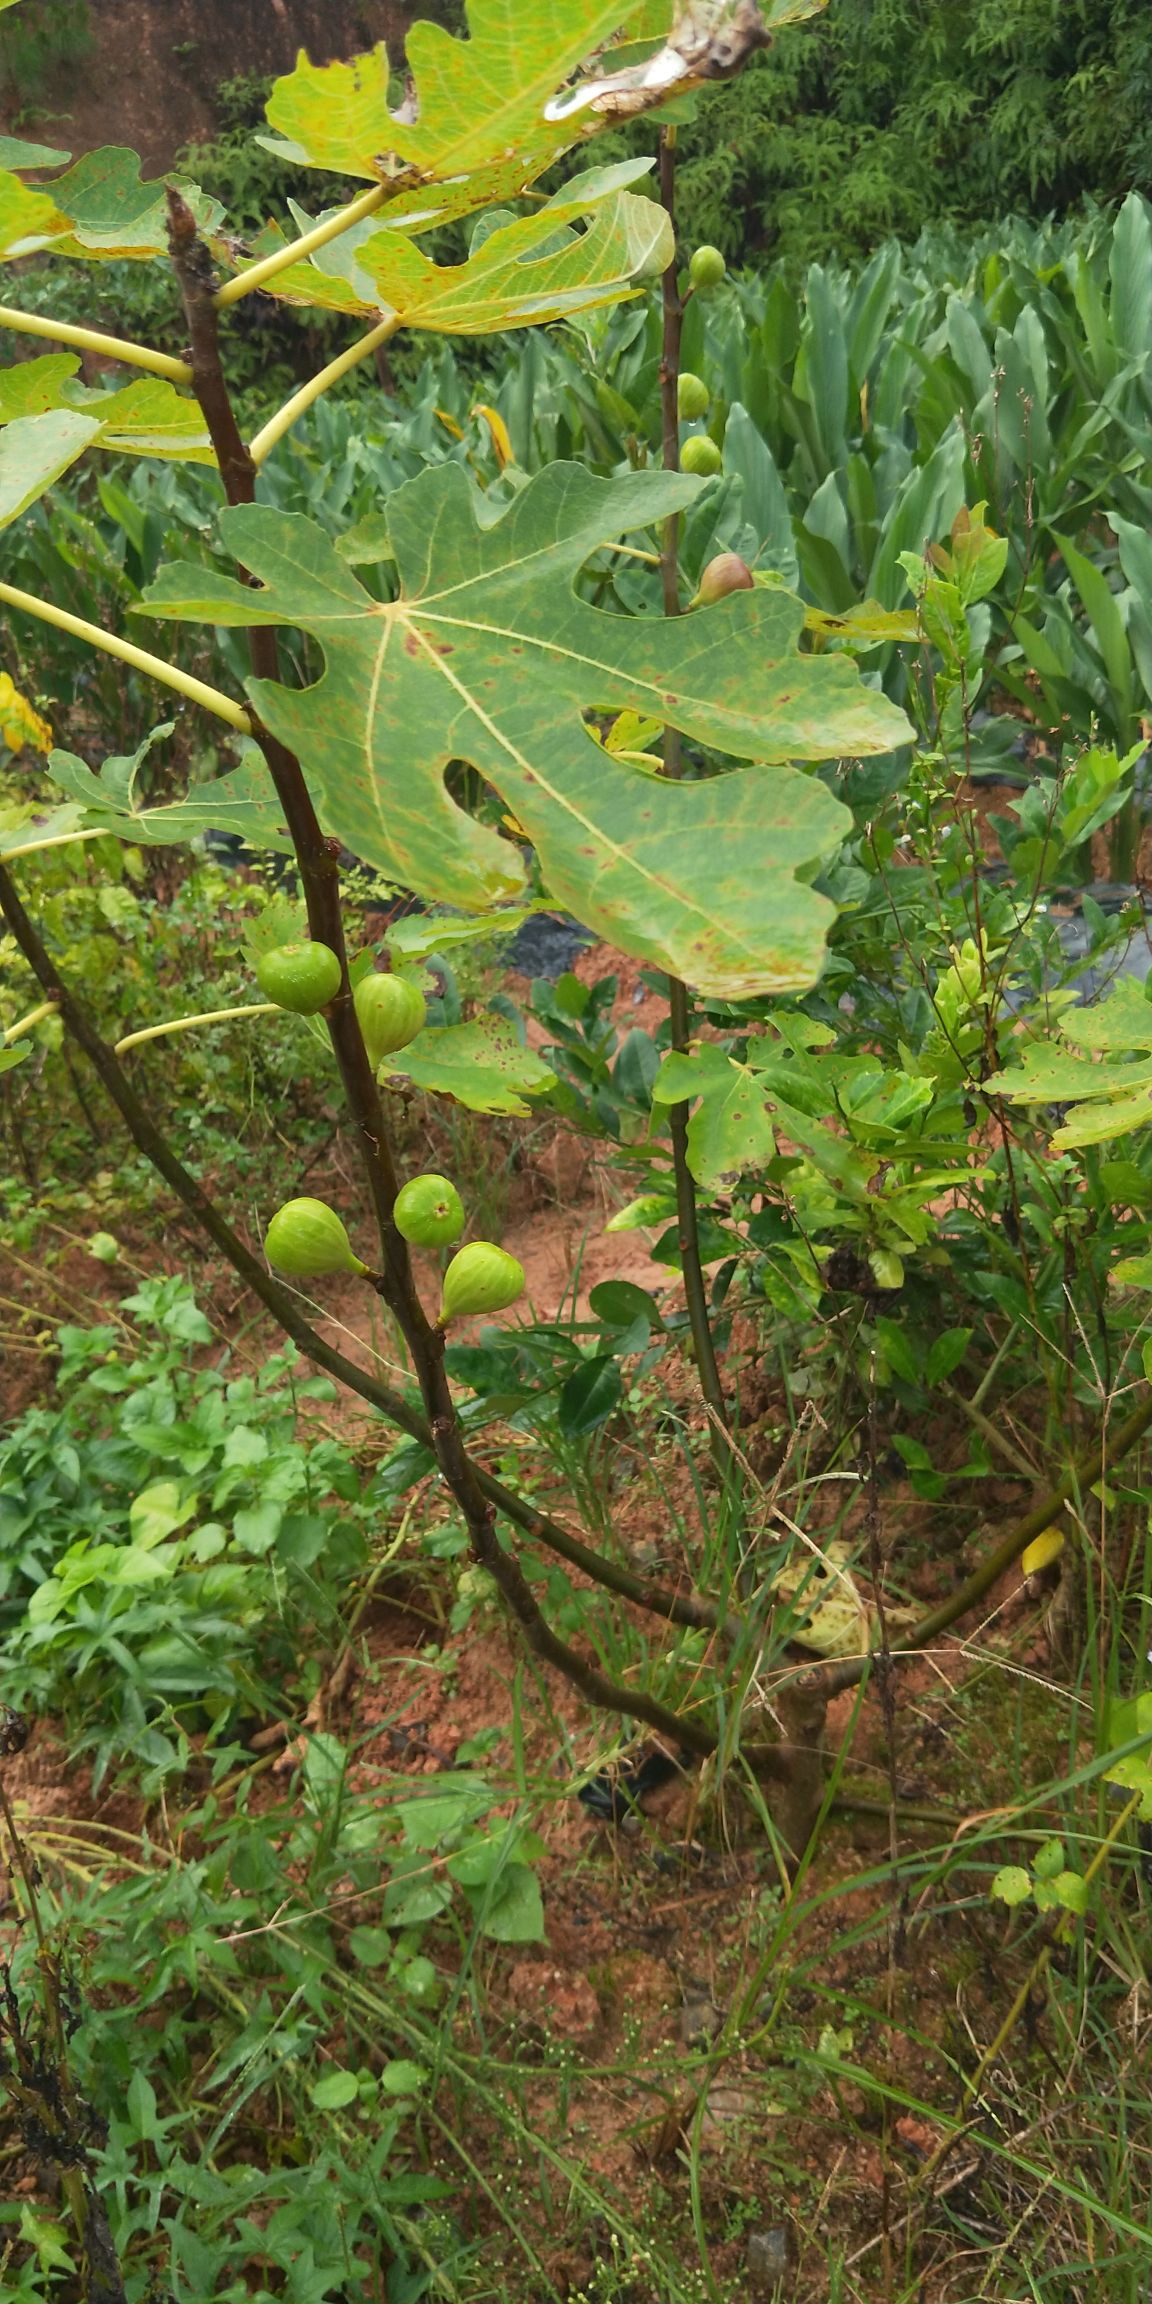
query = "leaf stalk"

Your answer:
(114, 1002), (277, 1055)
(215, 180), (391, 308)
(656, 125), (742, 1519)
(249, 314), (402, 466)
(0, 580), (251, 732)
(0, 300), (192, 382)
